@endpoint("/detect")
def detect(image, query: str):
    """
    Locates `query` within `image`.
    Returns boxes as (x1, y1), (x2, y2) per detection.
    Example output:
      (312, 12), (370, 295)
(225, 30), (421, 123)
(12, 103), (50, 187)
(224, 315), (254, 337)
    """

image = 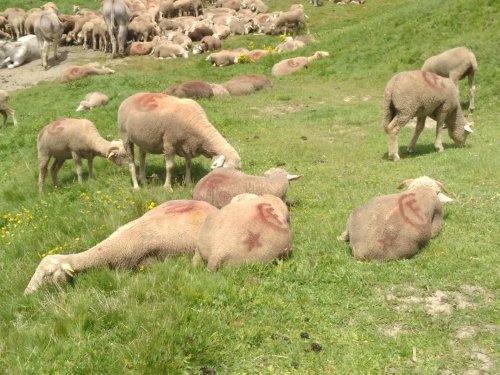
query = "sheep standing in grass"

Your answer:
(193, 194), (292, 271)
(271, 50), (329, 77)
(338, 176), (453, 261)
(37, 118), (127, 192)
(24, 200), (218, 294)
(383, 71), (473, 161)
(0, 89), (17, 127)
(421, 46), (478, 111)
(117, 92), (241, 190)
(193, 167), (300, 208)
(76, 91), (109, 112)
